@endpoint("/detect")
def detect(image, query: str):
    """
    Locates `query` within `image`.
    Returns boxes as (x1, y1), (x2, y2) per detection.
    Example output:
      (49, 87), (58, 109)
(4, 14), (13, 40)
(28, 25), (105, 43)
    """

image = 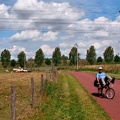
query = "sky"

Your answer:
(0, 0), (120, 60)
